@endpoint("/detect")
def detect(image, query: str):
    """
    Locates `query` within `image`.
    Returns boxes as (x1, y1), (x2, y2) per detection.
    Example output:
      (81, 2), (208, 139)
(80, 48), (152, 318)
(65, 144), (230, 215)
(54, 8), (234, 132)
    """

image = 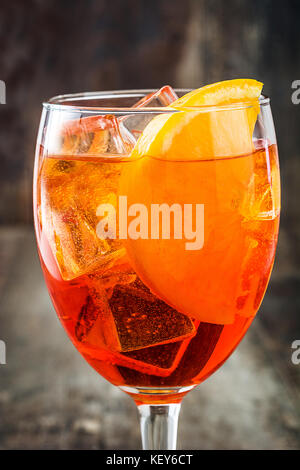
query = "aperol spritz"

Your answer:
(34, 81), (280, 449)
